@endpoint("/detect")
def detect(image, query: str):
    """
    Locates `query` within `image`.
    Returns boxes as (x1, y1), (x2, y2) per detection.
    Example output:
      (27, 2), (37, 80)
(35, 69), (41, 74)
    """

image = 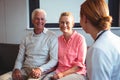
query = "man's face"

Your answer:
(32, 12), (46, 30)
